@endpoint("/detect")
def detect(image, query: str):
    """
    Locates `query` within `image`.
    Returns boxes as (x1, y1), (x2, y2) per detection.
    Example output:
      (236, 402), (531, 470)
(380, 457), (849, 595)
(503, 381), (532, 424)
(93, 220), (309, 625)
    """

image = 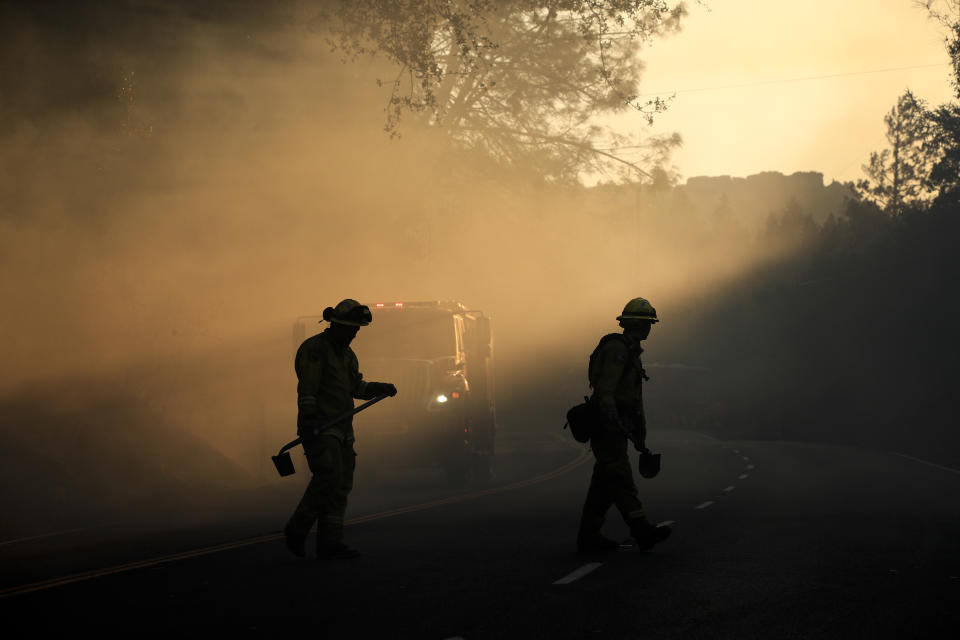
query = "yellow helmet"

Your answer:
(322, 299), (372, 326)
(617, 297), (658, 324)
